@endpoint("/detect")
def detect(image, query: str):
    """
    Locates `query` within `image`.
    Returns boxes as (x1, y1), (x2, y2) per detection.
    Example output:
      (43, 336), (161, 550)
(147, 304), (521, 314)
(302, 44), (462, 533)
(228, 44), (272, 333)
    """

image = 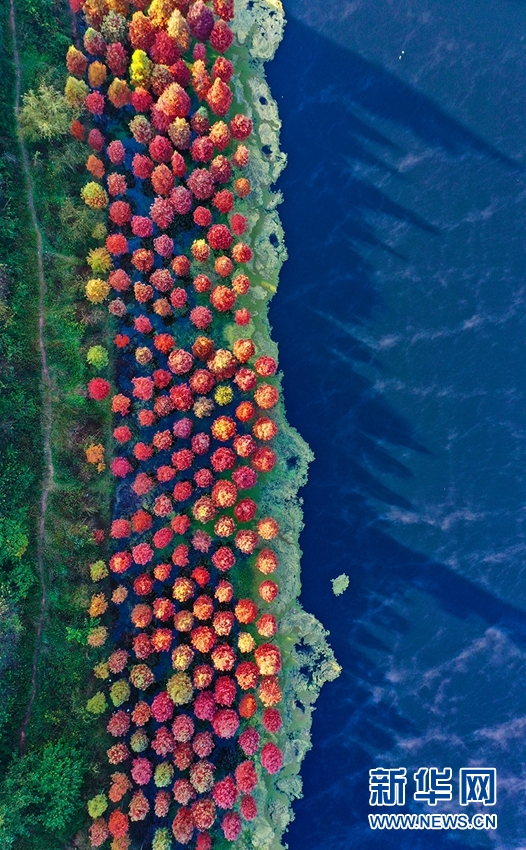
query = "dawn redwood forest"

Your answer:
(0, 0), (339, 847)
